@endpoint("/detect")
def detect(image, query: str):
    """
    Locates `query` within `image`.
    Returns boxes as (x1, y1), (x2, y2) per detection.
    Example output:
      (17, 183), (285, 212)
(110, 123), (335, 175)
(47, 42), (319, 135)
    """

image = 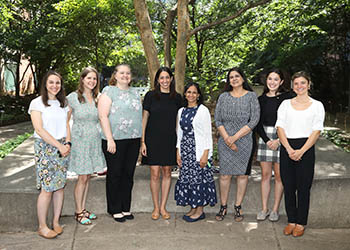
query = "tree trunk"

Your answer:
(133, 0), (160, 87)
(15, 53), (21, 98)
(163, 7), (177, 67)
(175, 0), (191, 95)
